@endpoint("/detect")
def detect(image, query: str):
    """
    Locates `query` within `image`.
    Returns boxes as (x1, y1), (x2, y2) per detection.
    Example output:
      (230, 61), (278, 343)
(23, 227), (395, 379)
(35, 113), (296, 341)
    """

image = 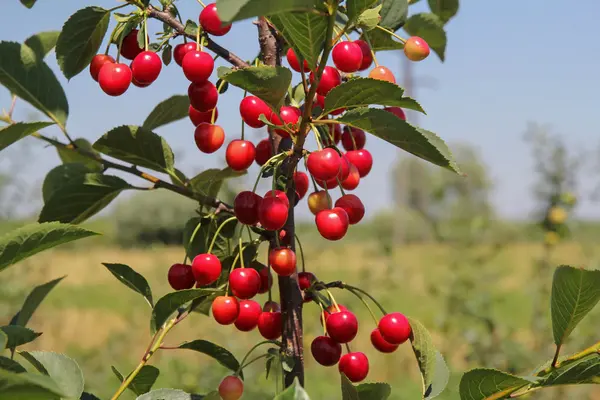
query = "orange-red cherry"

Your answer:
(369, 66), (396, 84)
(194, 123), (225, 153)
(90, 54), (114, 81)
(226, 140), (256, 171)
(218, 375), (243, 400)
(212, 296), (239, 325)
(404, 36), (430, 62)
(269, 247), (296, 276)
